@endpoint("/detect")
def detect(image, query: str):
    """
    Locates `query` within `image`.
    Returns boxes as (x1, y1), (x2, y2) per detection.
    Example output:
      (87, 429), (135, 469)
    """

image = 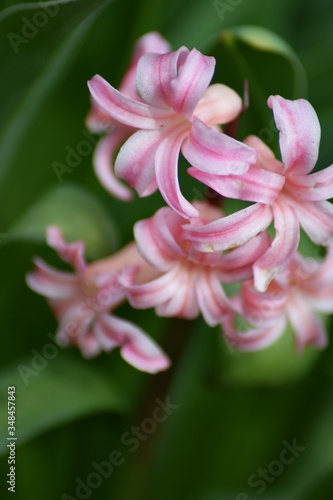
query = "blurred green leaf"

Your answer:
(210, 25), (307, 152)
(137, 320), (321, 500)
(0, 352), (128, 457)
(0, 0), (112, 198)
(221, 324), (321, 387)
(7, 183), (118, 260)
(223, 25), (307, 96)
